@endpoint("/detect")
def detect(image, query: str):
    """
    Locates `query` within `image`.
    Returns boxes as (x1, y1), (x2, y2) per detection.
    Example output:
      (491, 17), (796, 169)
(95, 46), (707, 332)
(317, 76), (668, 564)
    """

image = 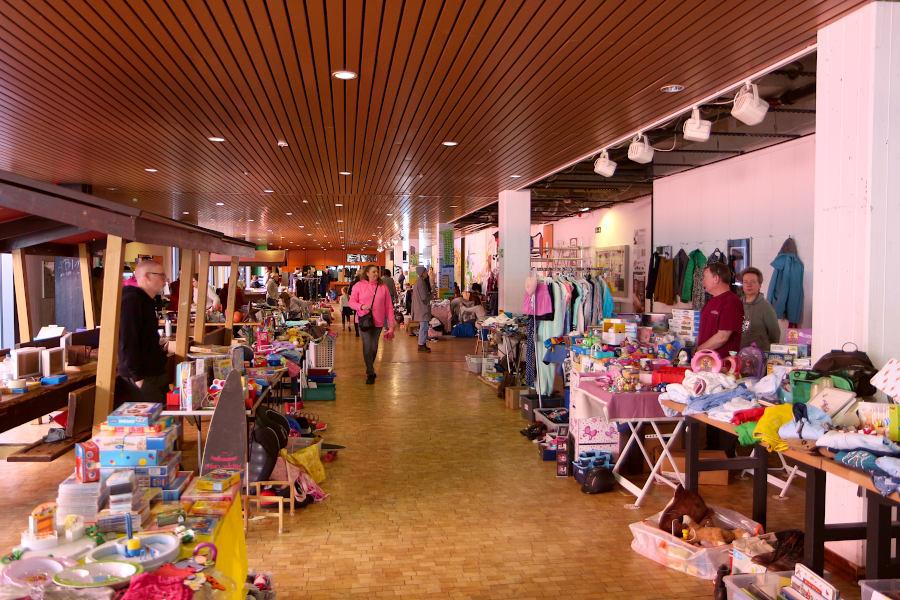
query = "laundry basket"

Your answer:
(309, 336), (335, 369)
